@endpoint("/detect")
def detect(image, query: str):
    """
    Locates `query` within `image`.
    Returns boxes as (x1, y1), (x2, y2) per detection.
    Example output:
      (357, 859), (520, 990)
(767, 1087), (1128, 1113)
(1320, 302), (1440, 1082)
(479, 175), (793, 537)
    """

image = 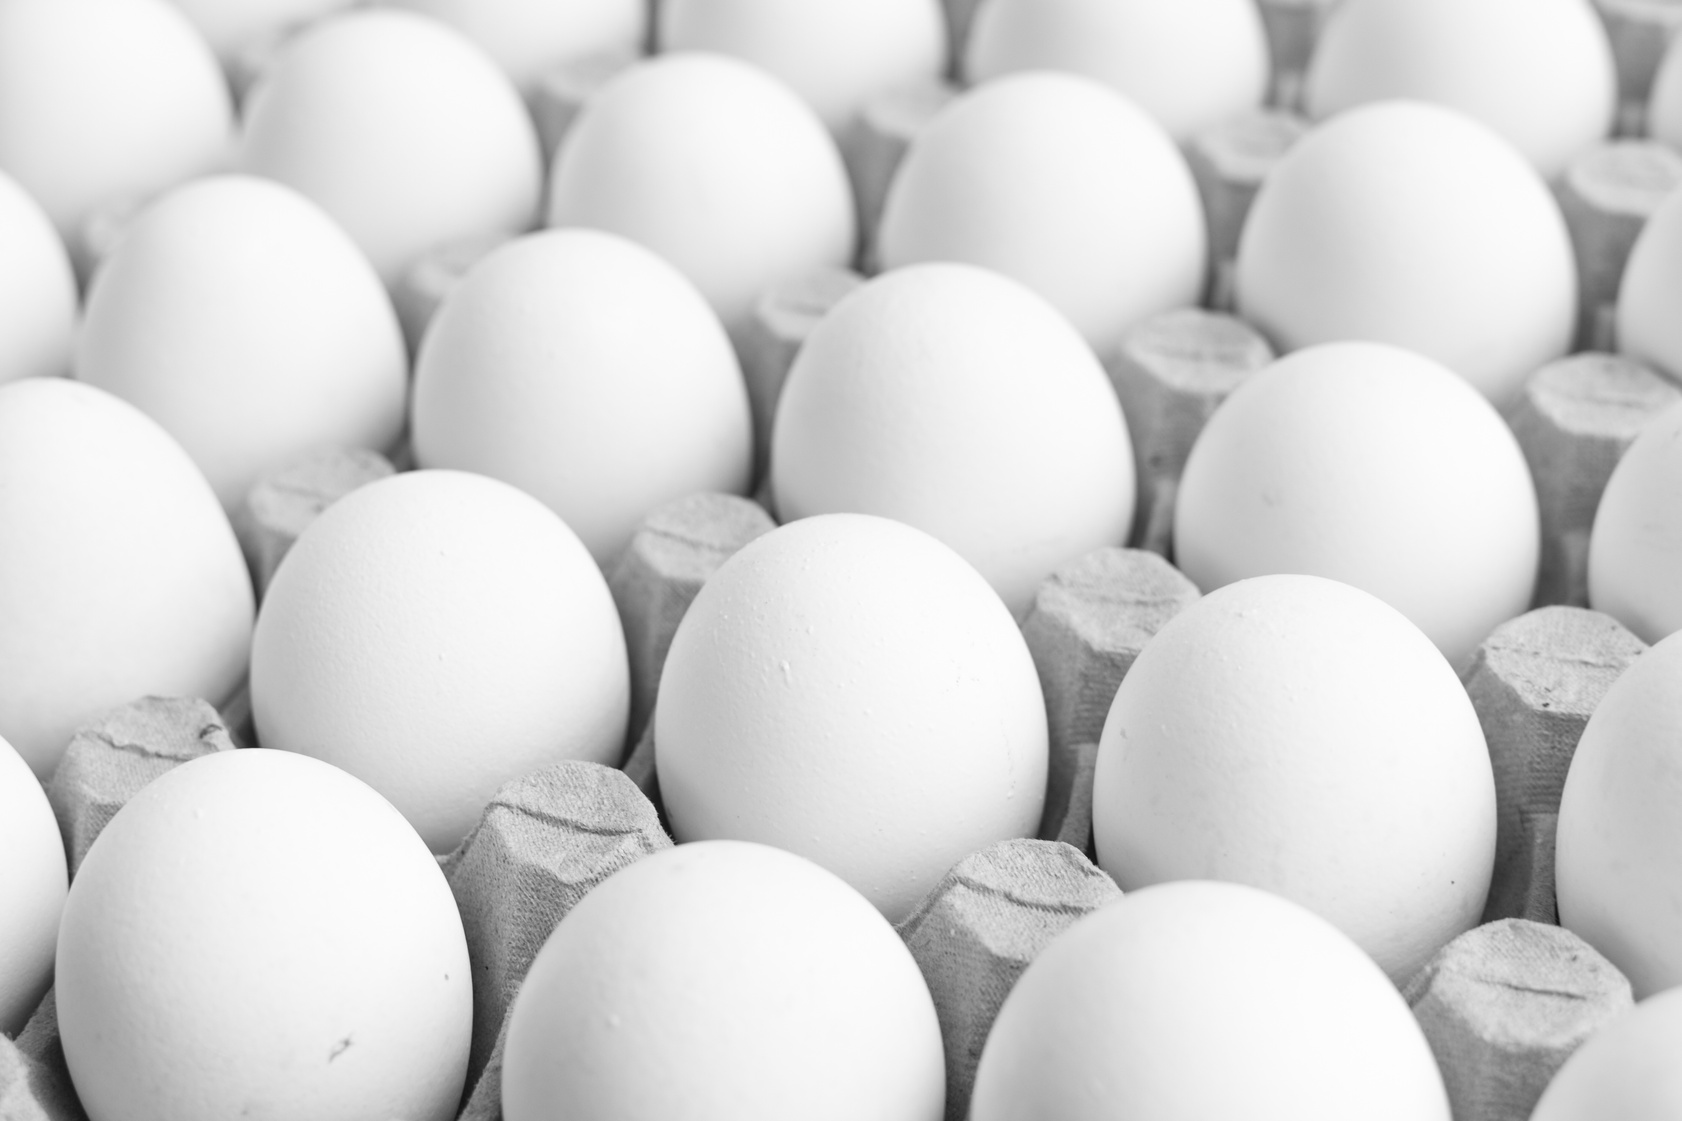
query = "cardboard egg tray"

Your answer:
(7, 0), (1682, 1118)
